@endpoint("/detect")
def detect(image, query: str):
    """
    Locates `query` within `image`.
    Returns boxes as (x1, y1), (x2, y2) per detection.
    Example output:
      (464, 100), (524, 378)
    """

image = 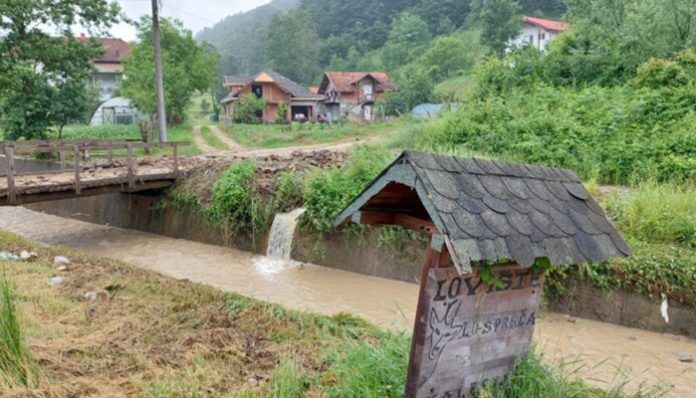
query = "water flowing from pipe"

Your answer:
(253, 208), (306, 275)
